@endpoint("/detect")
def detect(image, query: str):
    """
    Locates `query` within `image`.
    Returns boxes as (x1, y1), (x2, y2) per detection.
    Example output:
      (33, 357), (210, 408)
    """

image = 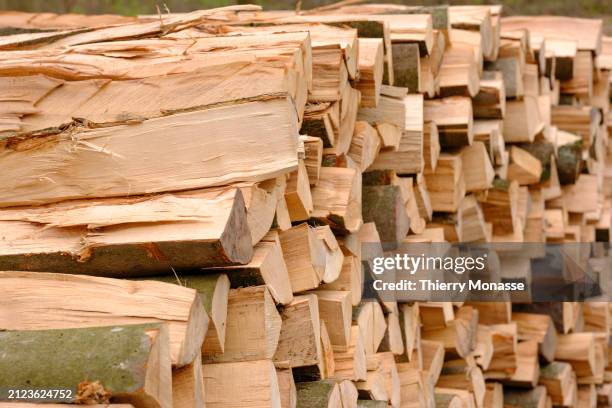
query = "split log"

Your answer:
(424, 152), (466, 213)
(274, 294), (322, 370)
(507, 146), (543, 185)
(203, 359), (282, 408)
(353, 301), (387, 355)
(356, 372), (388, 402)
(333, 326), (367, 381)
(436, 358), (486, 408)
(0, 271), (206, 367)
(348, 121), (381, 171)
(461, 141), (495, 192)
(484, 323), (518, 379)
(362, 184), (410, 248)
(277, 368), (297, 408)
(511, 313), (557, 363)
(313, 290), (352, 349)
(285, 160), (314, 222)
(0, 324), (171, 408)
(503, 96), (543, 143)
(483, 382), (503, 408)
(555, 333), (597, 378)
(153, 274), (229, 356)
(314, 226), (345, 283)
(301, 136), (323, 186)
(279, 223), (325, 293)
(424, 97), (473, 148)
(0, 97), (299, 208)
(208, 236), (294, 305)
(172, 351), (205, 408)
(311, 167), (362, 233)
(357, 38), (384, 107)
(0, 188), (253, 276)
(319, 254), (363, 306)
(473, 72), (506, 119)
(422, 306), (478, 359)
(538, 362), (577, 407)
(504, 340), (539, 388)
(204, 285), (281, 364)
